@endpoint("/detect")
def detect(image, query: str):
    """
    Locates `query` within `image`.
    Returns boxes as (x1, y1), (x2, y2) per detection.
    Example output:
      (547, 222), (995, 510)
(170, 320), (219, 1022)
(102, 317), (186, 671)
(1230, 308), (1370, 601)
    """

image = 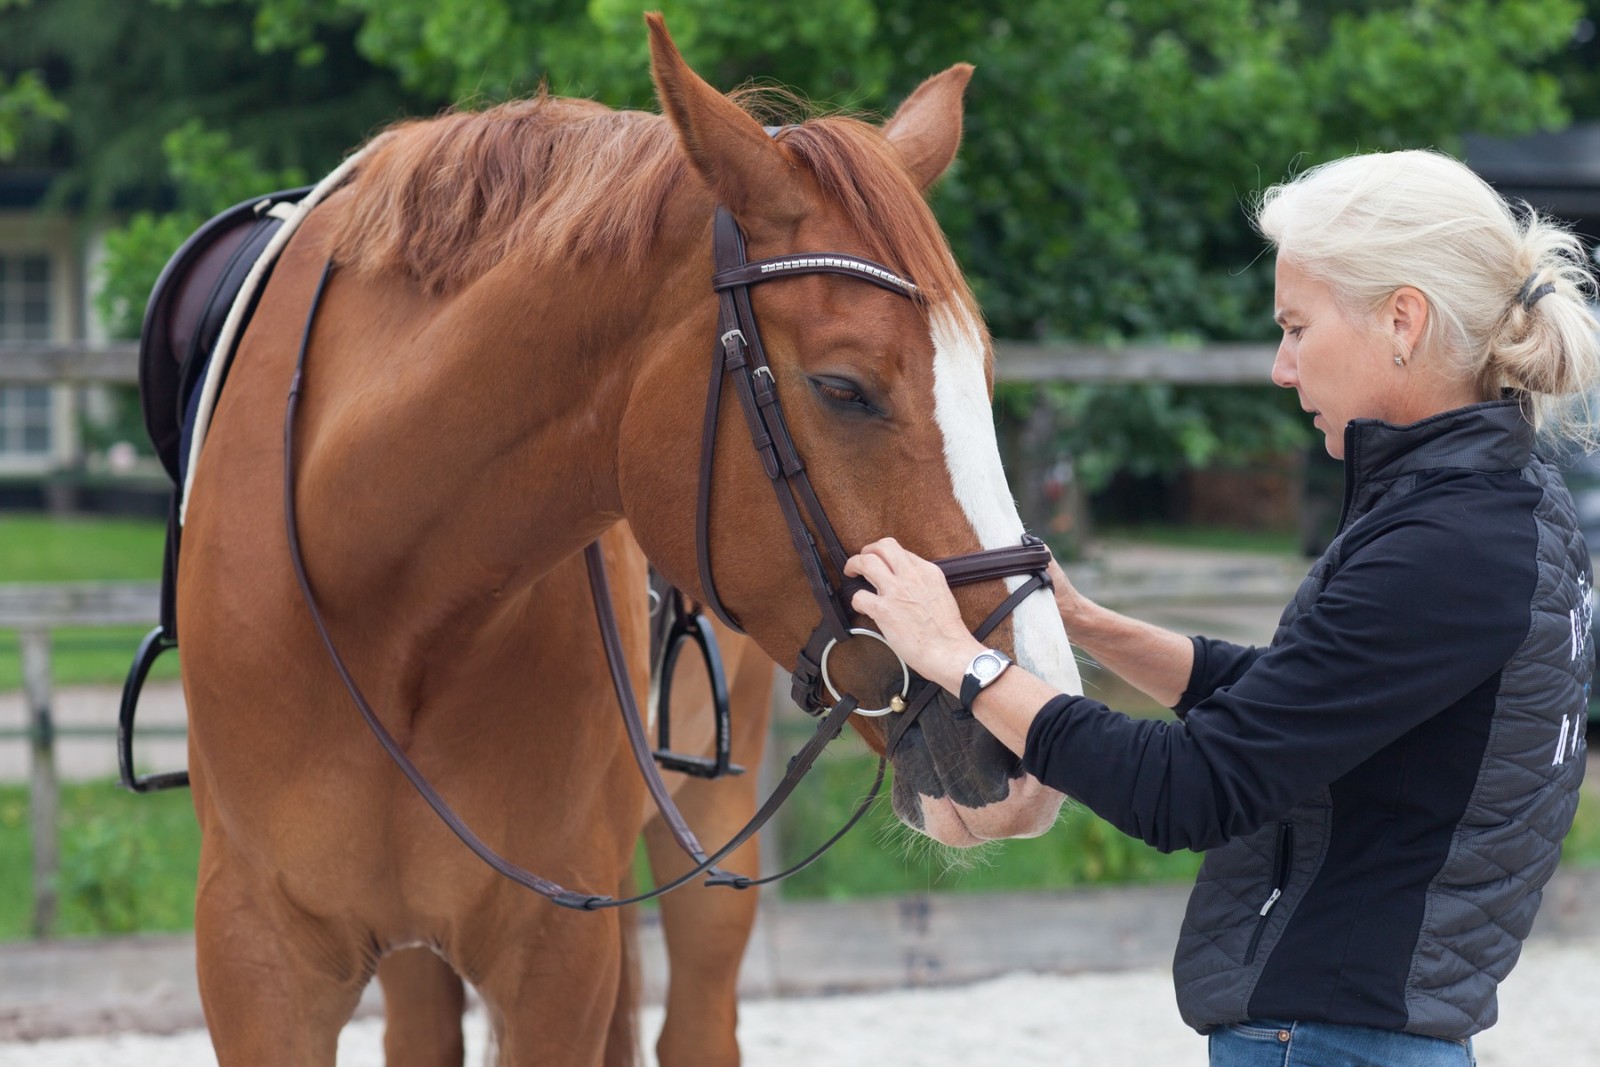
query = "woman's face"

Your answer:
(1270, 256), (1401, 460)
